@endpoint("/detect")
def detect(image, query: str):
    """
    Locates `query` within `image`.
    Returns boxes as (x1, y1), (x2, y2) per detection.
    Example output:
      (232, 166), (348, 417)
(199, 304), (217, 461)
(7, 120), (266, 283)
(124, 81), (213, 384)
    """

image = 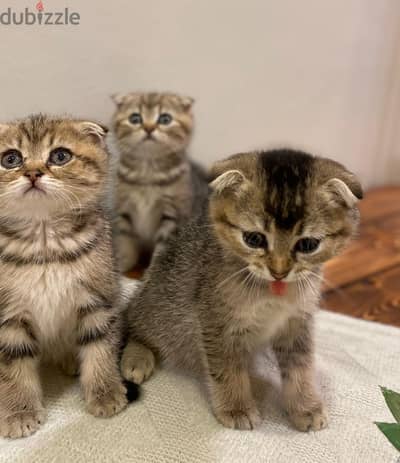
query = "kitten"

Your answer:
(0, 114), (138, 439)
(111, 91), (209, 271)
(121, 149), (362, 431)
